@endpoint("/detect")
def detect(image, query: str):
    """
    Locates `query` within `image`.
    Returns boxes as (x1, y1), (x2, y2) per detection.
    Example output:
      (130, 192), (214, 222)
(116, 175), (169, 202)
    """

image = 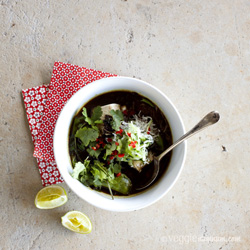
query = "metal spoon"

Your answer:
(136, 111), (220, 190)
